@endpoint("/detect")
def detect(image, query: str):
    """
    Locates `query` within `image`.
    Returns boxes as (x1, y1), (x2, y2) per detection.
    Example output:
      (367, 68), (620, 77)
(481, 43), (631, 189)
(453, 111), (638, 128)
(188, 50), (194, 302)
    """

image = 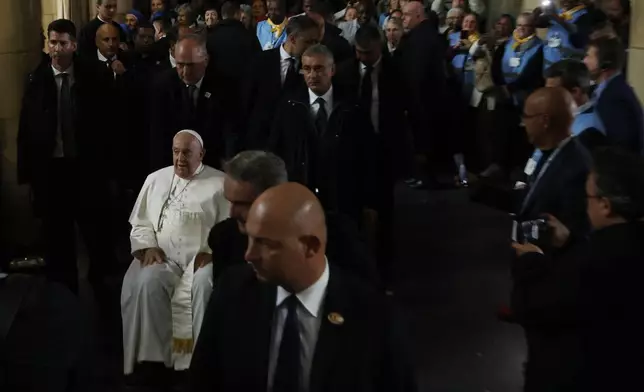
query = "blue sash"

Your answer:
(257, 20), (288, 51)
(543, 8), (588, 71)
